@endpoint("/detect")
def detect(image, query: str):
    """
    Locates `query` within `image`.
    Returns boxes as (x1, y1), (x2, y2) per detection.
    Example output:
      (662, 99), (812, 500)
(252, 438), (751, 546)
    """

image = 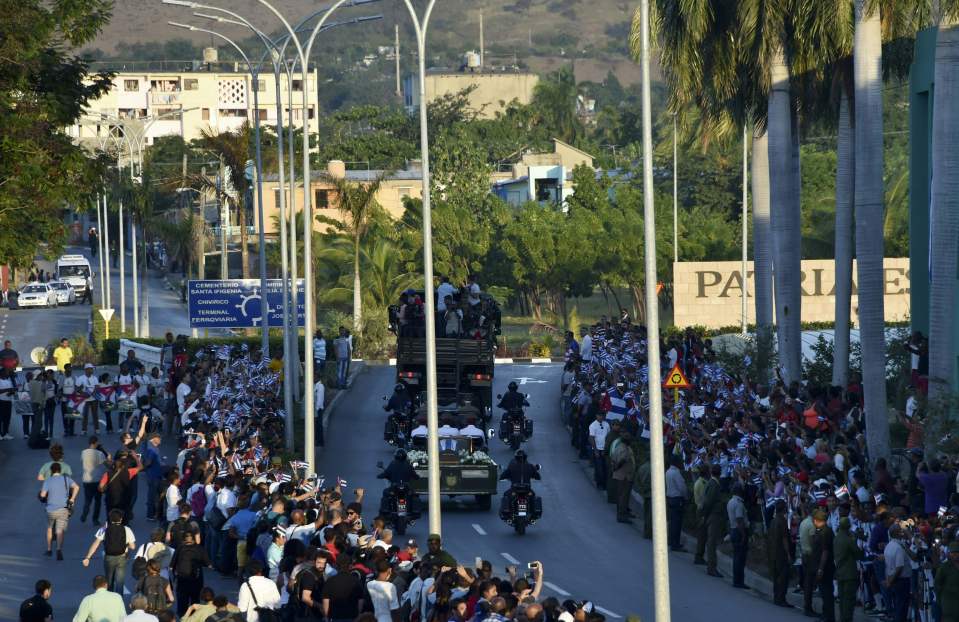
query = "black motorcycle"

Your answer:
(501, 482), (543, 535)
(382, 397), (414, 448)
(376, 462), (421, 536)
(497, 394), (533, 451)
